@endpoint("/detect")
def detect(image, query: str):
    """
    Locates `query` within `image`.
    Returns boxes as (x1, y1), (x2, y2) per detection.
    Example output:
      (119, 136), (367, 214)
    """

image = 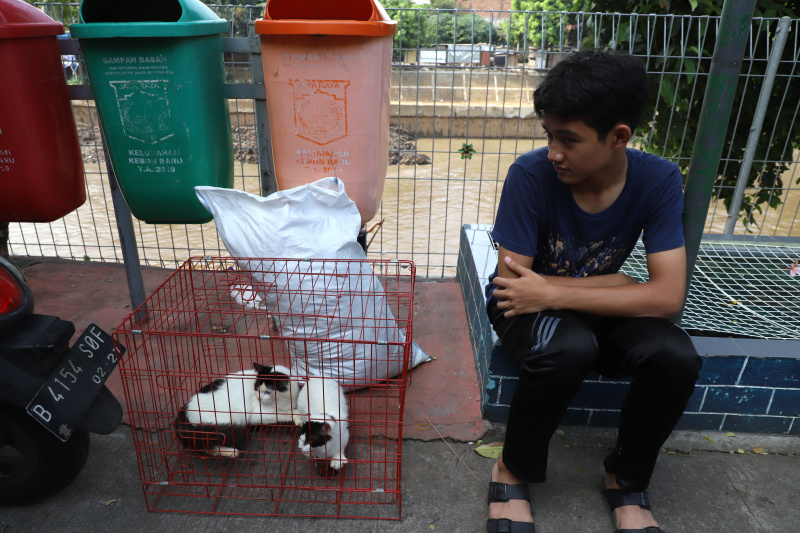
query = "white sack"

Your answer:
(196, 178), (429, 388)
